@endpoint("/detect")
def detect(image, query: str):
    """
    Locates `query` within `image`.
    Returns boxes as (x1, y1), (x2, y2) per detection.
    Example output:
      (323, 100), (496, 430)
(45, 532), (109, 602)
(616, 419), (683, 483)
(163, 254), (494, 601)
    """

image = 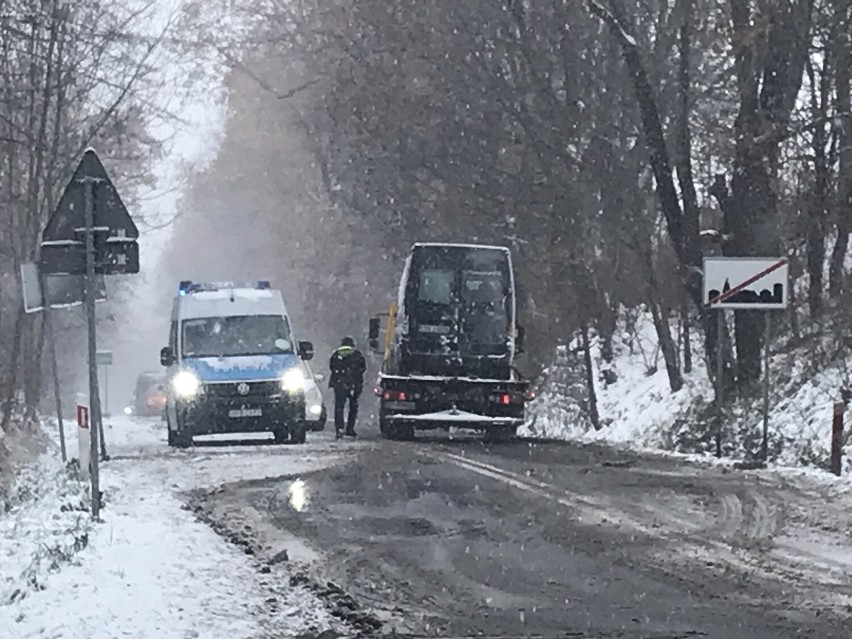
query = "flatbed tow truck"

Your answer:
(368, 242), (533, 441)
